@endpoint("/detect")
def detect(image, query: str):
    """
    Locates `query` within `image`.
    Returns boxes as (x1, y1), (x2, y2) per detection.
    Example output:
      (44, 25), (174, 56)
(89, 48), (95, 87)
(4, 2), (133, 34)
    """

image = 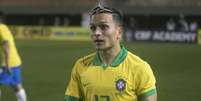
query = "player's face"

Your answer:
(90, 13), (121, 51)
